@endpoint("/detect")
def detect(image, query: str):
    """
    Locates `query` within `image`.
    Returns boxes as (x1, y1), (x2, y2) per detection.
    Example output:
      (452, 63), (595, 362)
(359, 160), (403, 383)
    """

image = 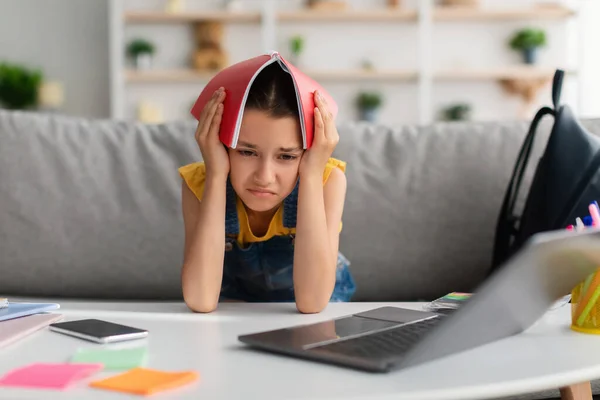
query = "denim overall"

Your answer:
(220, 178), (356, 303)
